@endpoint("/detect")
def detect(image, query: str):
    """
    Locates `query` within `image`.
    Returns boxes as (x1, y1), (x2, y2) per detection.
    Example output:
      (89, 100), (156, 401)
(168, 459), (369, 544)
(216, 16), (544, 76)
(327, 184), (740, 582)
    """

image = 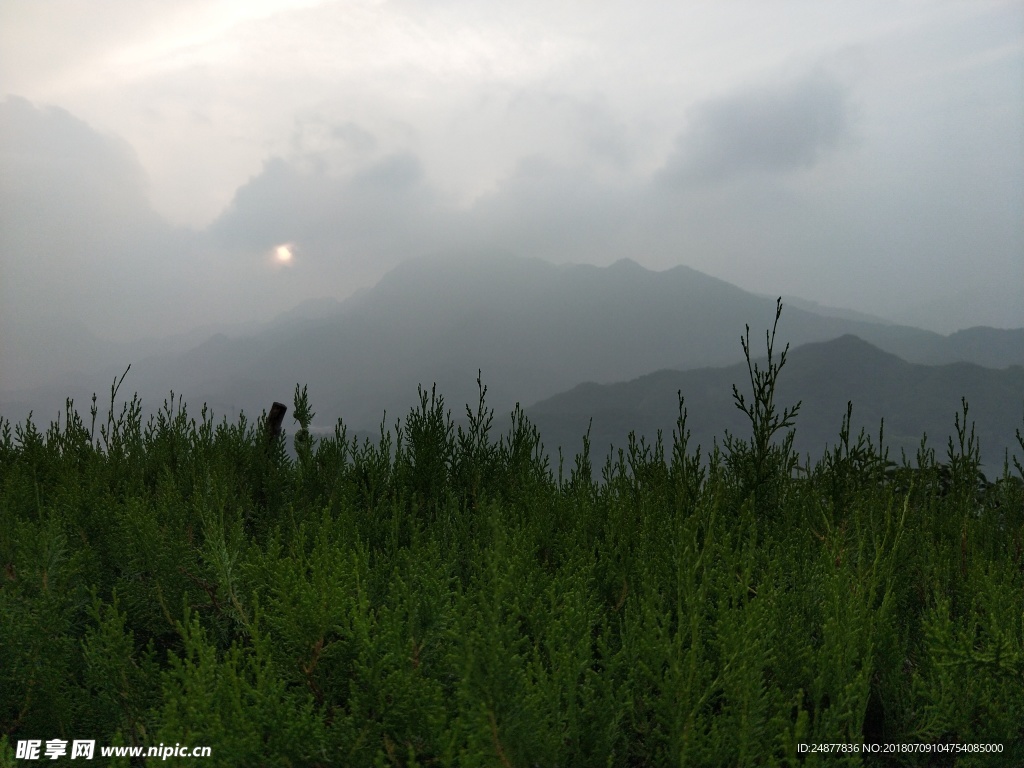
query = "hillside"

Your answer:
(526, 334), (1024, 471)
